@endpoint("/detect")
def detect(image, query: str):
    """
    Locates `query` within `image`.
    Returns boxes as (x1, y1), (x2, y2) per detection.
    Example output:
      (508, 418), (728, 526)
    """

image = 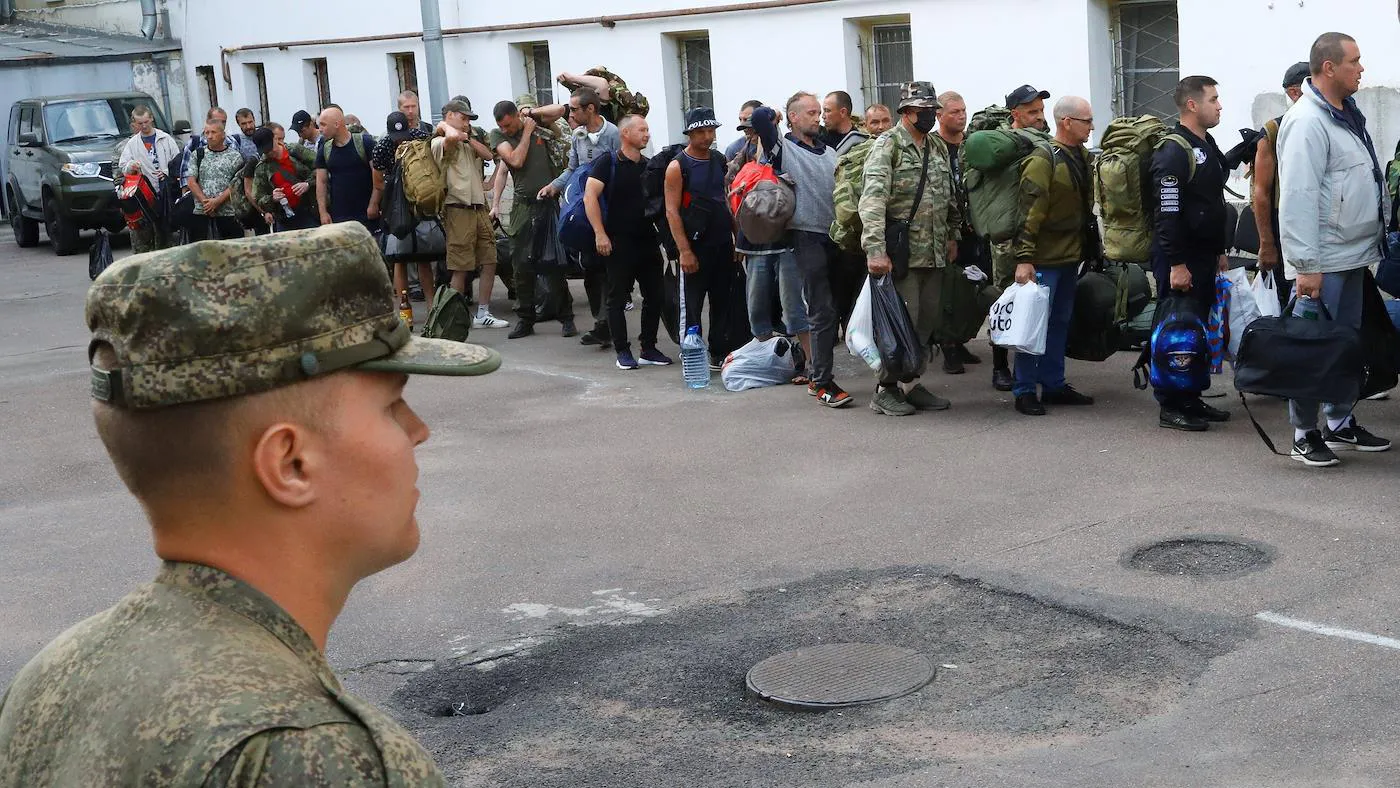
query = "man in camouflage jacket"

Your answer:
(249, 126), (320, 231)
(859, 81), (961, 417)
(0, 224), (501, 786)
